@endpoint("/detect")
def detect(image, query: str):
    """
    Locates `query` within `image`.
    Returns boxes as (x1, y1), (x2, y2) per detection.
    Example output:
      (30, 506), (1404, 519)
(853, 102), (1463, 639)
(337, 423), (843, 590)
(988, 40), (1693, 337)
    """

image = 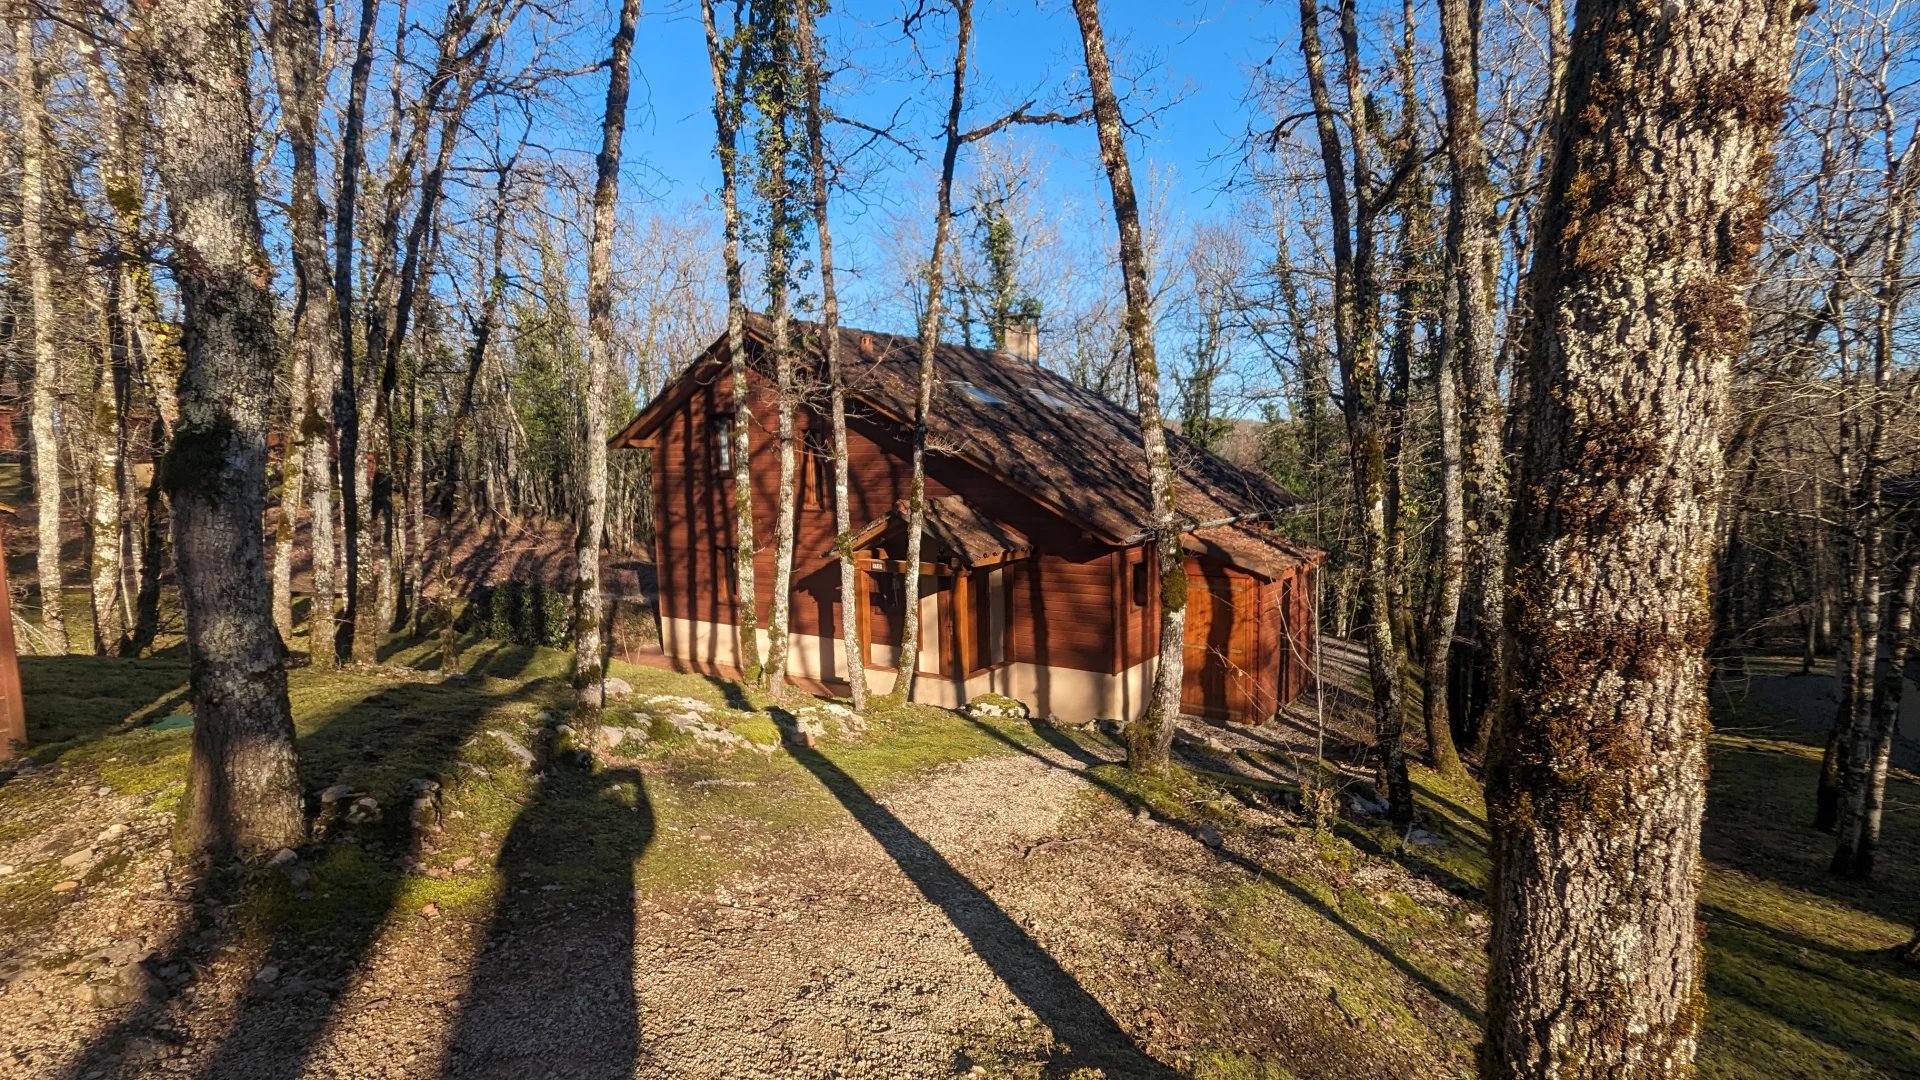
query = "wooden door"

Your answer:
(1182, 572), (1254, 722)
